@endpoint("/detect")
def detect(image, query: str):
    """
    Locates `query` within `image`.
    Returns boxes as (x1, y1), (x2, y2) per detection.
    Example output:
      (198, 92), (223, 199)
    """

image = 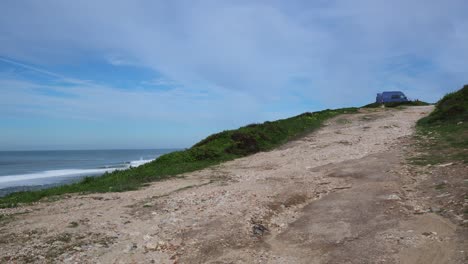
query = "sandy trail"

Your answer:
(0, 105), (465, 263)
